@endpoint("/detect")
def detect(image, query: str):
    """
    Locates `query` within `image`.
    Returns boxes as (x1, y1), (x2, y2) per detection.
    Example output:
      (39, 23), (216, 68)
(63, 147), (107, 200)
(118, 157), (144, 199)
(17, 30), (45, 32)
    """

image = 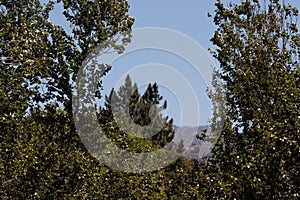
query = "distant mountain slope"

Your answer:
(172, 125), (213, 159)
